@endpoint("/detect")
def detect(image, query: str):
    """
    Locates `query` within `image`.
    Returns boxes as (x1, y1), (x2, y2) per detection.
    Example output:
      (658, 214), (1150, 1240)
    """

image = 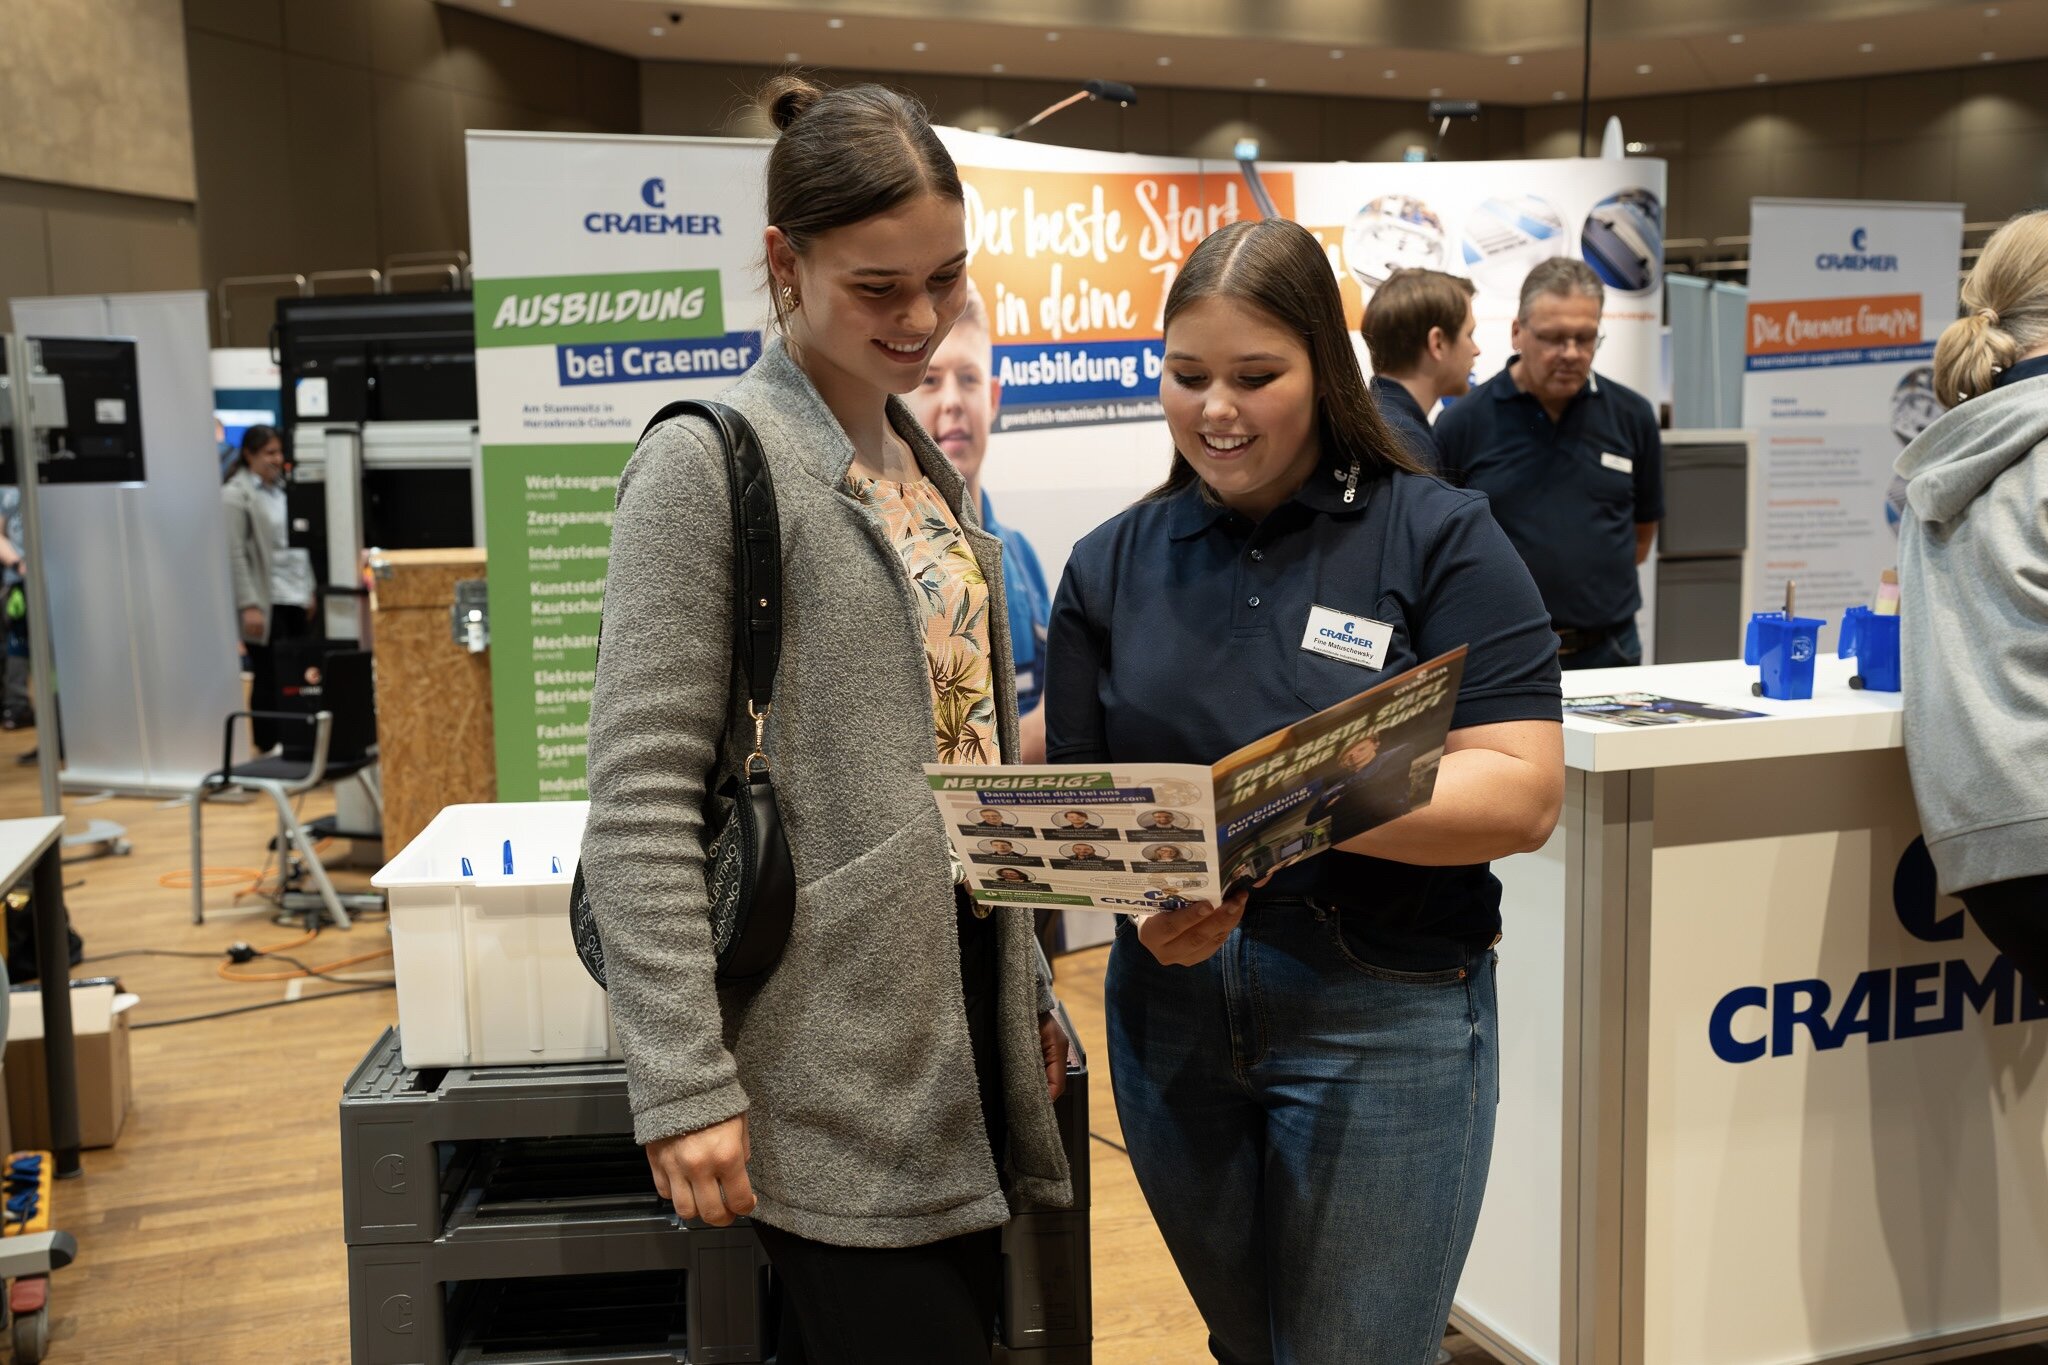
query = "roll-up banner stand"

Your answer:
(1742, 198), (1963, 647)
(468, 127), (1664, 802)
